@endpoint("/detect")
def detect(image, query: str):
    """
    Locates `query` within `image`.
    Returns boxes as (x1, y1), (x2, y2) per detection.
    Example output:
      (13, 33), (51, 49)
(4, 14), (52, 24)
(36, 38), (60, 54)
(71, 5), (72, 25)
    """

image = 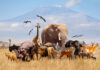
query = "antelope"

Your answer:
(60, 47), (74, 59)
(81, 43), (99, 59)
